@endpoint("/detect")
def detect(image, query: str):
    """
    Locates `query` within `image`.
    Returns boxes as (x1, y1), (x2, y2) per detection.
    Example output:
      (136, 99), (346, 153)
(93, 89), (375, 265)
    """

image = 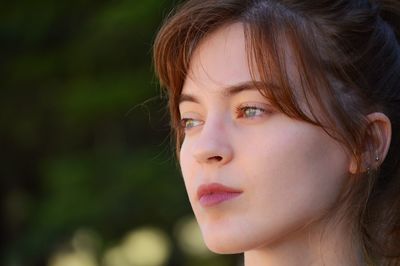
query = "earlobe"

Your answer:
(365, 112), (392, 166)
(349, 112), (392, 175)
(348, 157), (358, 175)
